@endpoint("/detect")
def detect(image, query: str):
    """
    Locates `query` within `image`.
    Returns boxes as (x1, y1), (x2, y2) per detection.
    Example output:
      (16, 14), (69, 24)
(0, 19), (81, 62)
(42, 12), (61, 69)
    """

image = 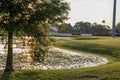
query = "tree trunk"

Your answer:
(4, 31), (14, 72)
